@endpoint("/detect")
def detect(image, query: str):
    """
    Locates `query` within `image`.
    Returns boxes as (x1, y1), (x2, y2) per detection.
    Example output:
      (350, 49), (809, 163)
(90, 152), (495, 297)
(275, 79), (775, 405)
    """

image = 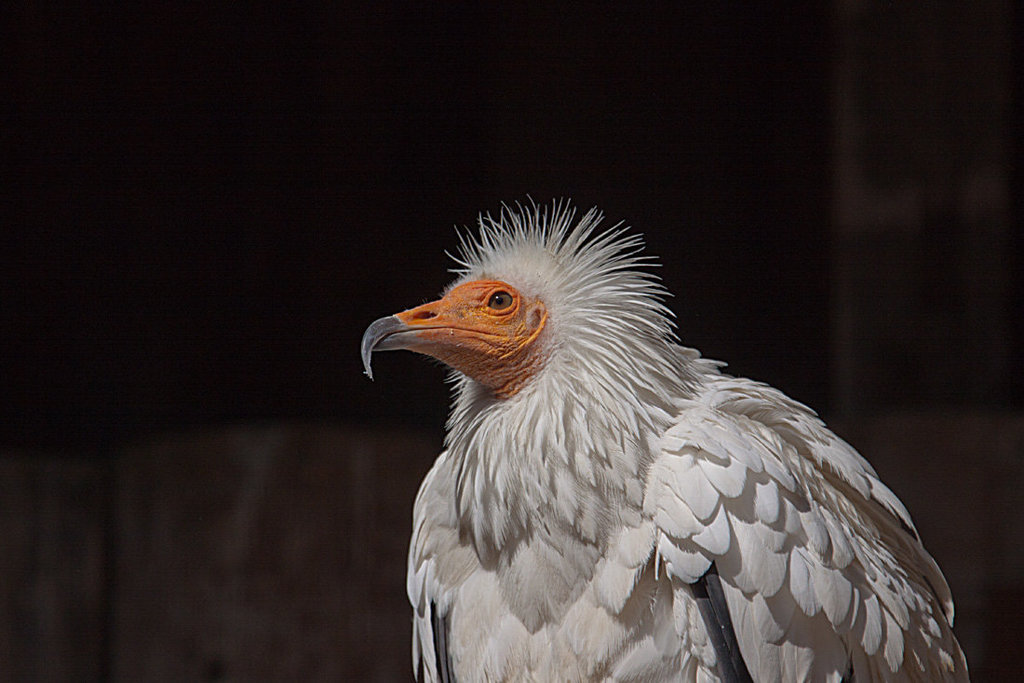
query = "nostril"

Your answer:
(412, 309), (437, 320)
